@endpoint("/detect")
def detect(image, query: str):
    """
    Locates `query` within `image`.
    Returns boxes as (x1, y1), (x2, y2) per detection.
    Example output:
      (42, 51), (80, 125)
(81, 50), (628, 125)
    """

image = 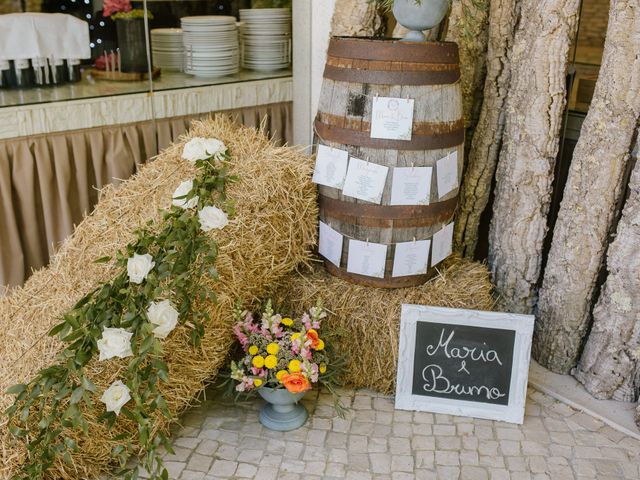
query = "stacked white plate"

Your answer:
(239, 8), (291, 72)
(151, 28), (183, 71)
(181, 16), (239, 78)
